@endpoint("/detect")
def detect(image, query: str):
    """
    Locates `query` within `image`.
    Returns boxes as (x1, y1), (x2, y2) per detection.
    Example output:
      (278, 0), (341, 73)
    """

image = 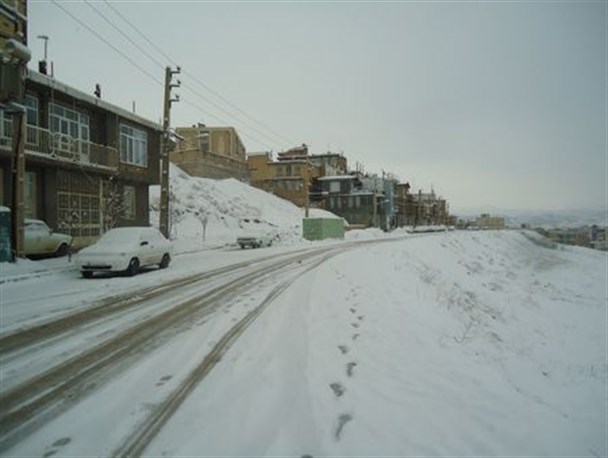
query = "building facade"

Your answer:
(247, 144), (318, 208)
(308, 153), (347, 177)
(0, 70), (162, 247)
(171, 123), (247, 180)
(316, 175), (391, 229)
(0, 0), (27, 49)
